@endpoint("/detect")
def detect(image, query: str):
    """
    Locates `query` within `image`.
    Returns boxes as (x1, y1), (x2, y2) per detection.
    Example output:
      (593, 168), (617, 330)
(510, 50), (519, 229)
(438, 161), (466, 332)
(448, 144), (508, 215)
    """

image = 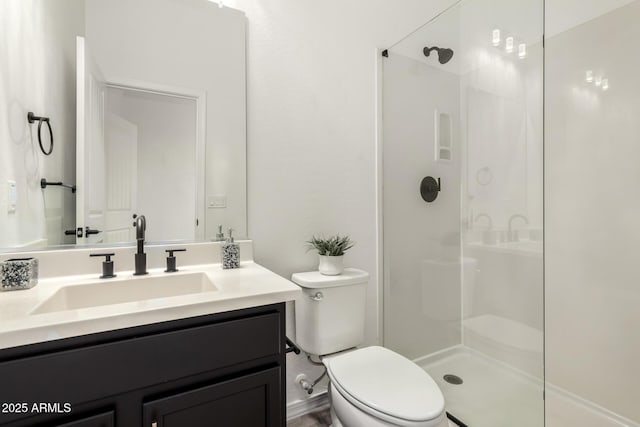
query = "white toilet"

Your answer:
(292, 268), (449, 427)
